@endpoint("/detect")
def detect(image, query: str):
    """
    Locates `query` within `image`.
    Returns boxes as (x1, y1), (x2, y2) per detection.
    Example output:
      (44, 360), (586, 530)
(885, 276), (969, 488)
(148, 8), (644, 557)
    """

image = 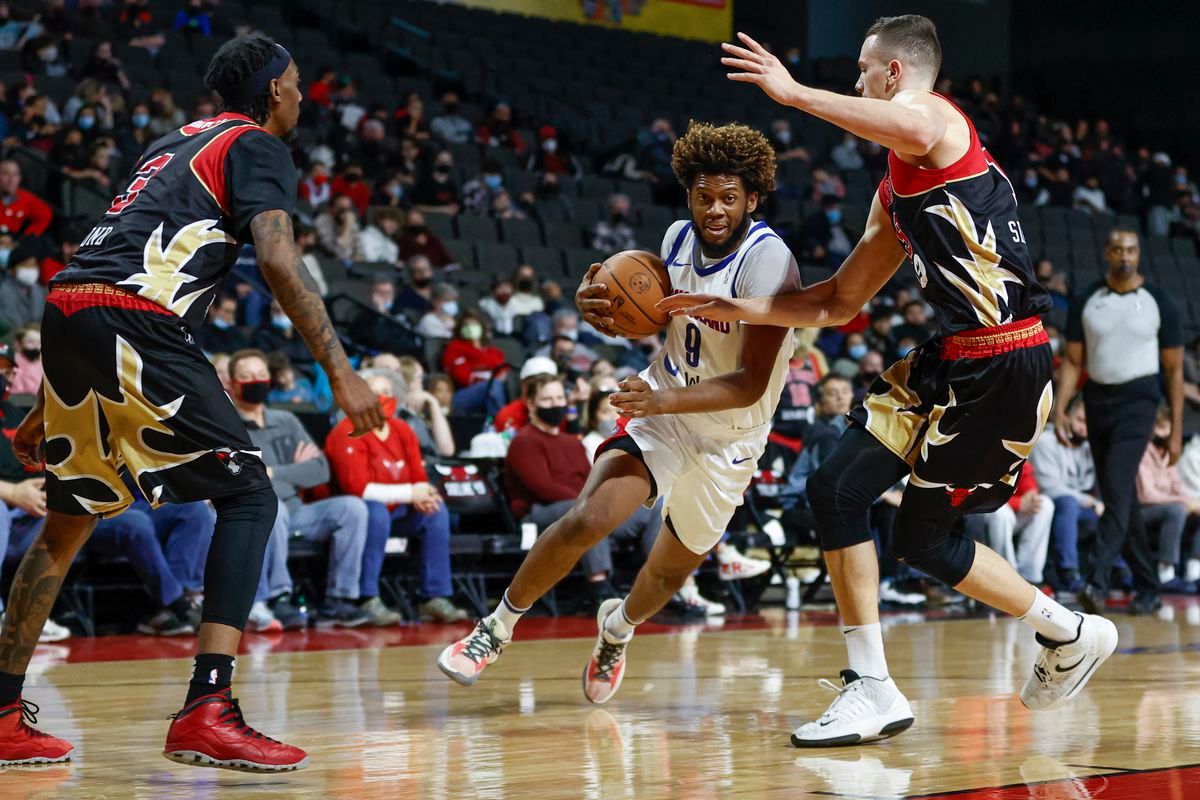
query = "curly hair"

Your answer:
(671, 120), (776, 197)
(204, 34), (279, 123)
